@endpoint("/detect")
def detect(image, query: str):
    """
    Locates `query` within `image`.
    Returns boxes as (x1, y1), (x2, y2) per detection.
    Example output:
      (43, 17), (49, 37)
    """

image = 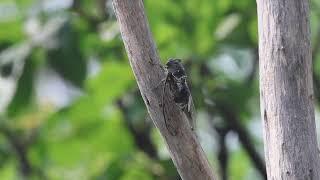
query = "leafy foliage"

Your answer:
(0, 0), (319, 179)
